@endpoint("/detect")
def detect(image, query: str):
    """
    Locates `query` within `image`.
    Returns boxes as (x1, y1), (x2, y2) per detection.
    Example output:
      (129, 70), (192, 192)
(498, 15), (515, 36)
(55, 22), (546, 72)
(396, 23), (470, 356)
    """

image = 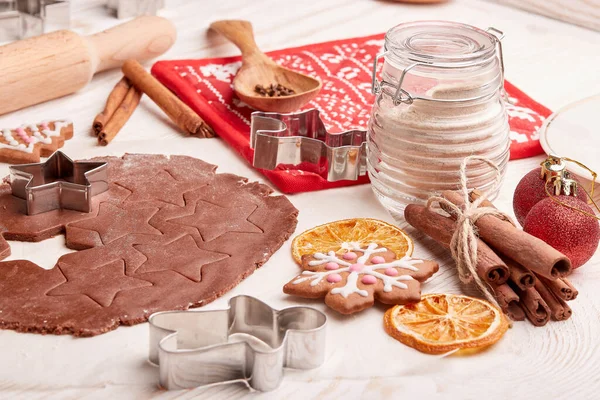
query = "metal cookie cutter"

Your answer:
(250, 109), (367, 182)
(9, 151), (109, 215)
(0, 1), (70, 41)
(148, 295), (327, 391)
